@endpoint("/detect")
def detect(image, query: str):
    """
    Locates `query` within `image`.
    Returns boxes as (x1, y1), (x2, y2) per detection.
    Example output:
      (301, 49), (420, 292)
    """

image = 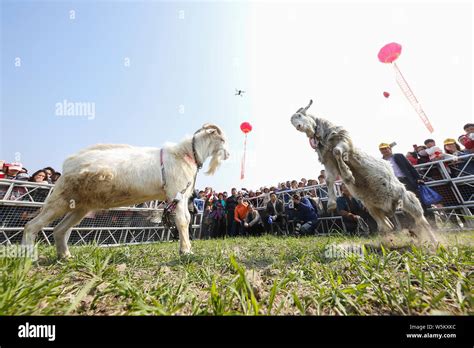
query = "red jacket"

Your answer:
(234, 203), (249, 222)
